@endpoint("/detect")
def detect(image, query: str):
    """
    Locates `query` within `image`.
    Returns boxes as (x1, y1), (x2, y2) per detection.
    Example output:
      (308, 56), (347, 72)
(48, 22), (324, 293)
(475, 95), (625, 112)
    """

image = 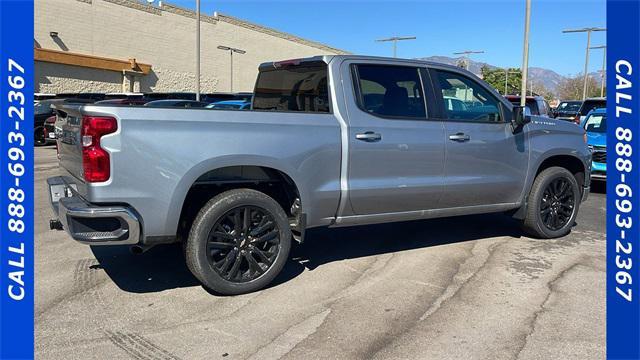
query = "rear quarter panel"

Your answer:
(79, 106), (342, 238)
